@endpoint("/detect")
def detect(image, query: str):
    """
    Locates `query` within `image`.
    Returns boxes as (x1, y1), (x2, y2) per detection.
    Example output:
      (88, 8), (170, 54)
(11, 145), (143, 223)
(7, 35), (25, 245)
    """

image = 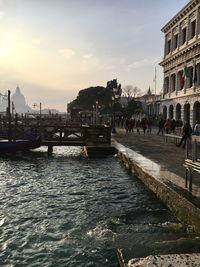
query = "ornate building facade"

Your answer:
(160, 0), (200, 126)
